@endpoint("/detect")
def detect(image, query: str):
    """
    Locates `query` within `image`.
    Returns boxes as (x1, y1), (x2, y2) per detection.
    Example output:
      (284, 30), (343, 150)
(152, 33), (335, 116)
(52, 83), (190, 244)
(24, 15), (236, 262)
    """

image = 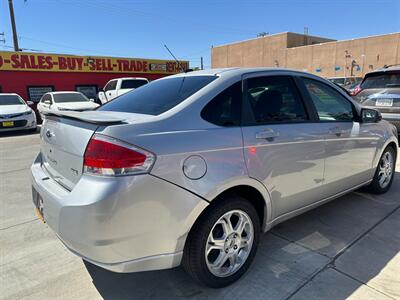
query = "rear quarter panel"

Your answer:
(100, 121), (250, 201)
